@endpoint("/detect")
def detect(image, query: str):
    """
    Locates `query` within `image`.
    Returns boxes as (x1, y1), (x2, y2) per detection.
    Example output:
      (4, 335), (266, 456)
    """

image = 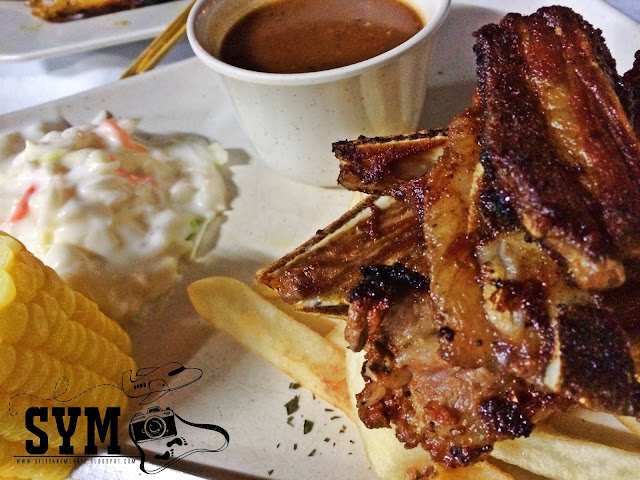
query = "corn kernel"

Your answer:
(10, 259), (39, 304)
(22, 303), (48, 348)
(0, 303), (27, 344)
(0, 244), (15, 270)
(0, 347), (16, 385)
(1, 349), (36, 393)
(0, 270), (16, 310)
